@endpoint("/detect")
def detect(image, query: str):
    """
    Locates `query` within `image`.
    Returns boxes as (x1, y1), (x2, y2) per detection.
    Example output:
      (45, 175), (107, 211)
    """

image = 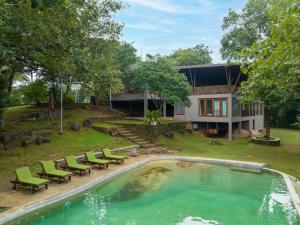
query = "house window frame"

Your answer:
(175, 101), (185, 115)
(198, 98), (228, 117)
